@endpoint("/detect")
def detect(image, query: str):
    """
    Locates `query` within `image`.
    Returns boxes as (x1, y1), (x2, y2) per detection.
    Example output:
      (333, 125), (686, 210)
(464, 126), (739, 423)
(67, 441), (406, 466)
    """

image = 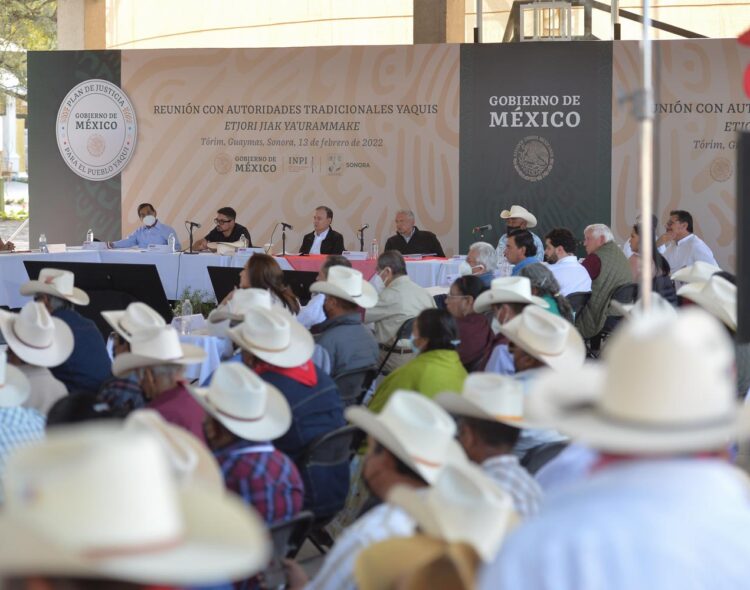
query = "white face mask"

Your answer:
(142, 214), (157, 227)
(491, 317), (503, 335)
(371, 272), (386, 293)
(458, 261), (483, 276)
